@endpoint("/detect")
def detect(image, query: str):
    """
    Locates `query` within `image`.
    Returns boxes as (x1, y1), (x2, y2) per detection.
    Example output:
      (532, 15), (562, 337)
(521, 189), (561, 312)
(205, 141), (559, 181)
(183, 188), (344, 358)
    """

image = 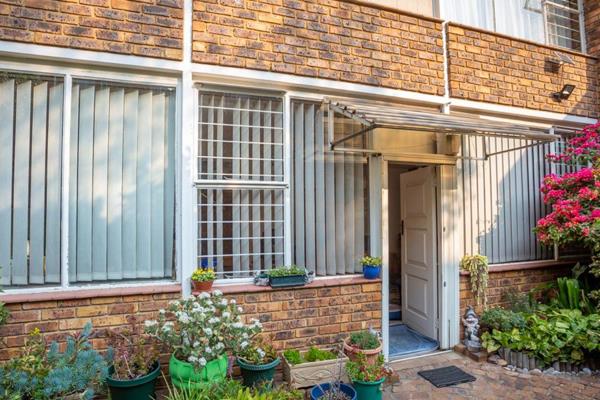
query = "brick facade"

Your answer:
(459, 264), (571, 317)
(0, 279), (381, 361)
(0, 0), (183, 60)
(447, 24), (599, 118)
(585, 0), (600, 57)
(192, 0), (445, 95)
